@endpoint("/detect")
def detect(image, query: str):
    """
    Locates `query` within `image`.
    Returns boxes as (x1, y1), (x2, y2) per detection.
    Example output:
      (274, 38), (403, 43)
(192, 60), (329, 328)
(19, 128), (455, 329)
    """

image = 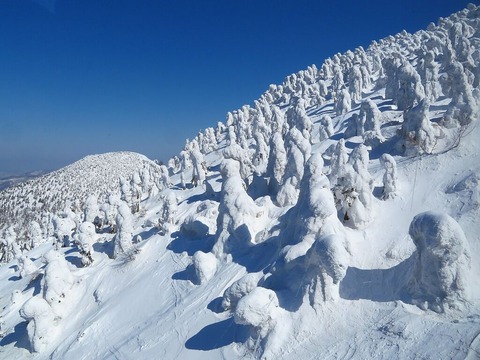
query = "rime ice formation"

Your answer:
(0, 5), (479, 360)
